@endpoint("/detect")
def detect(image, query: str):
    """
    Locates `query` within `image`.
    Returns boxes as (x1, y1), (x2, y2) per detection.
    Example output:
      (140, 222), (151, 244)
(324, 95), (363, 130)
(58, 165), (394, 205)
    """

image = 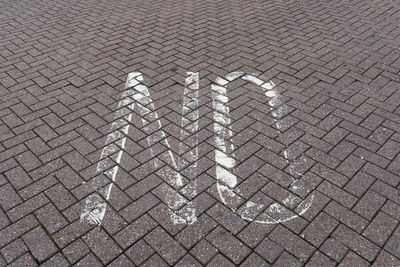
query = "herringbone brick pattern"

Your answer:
(0, 0), (400, 265)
